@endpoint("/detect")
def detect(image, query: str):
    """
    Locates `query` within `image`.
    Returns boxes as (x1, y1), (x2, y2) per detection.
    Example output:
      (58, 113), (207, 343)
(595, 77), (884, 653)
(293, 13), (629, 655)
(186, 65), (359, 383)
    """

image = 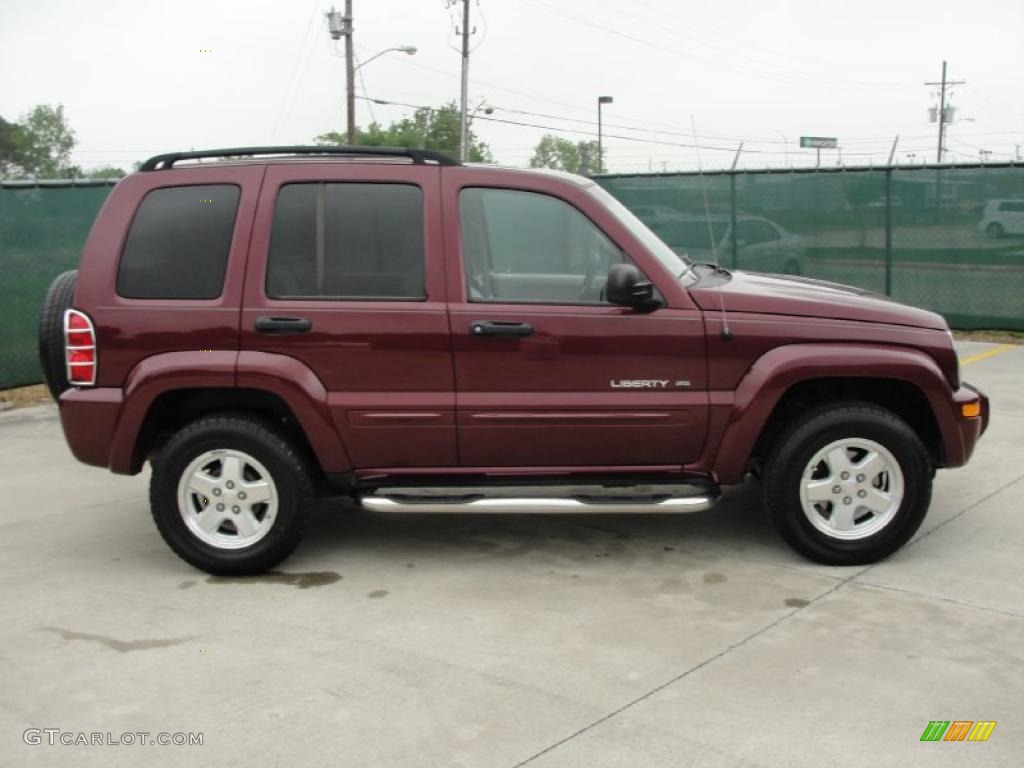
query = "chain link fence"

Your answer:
(0, 181), (115, 389)
(597, 163), (1024, 331)
(1, 165), (1022, 389)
